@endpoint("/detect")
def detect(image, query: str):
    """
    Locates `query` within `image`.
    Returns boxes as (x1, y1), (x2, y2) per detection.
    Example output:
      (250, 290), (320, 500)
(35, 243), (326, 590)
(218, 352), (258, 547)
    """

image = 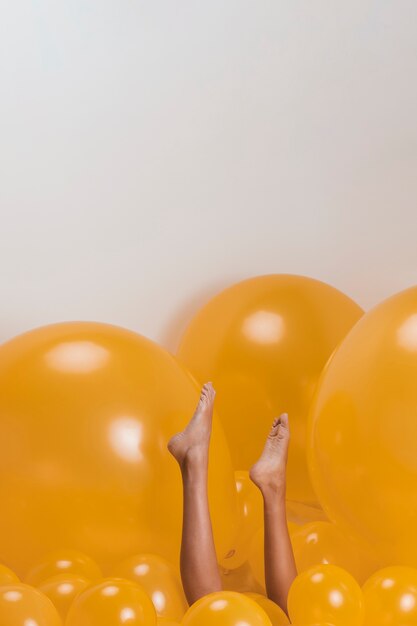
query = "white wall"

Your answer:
(1, 0), (417, 351)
